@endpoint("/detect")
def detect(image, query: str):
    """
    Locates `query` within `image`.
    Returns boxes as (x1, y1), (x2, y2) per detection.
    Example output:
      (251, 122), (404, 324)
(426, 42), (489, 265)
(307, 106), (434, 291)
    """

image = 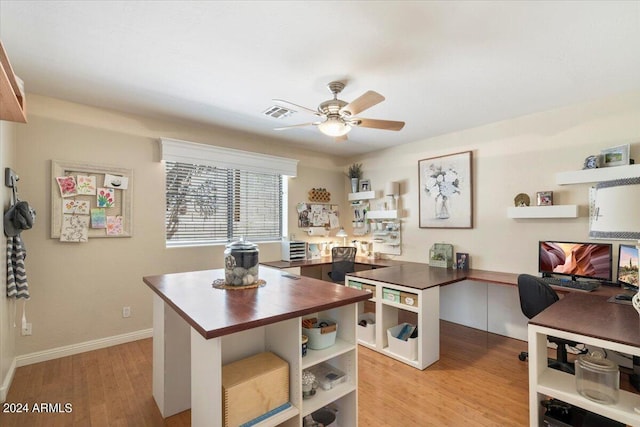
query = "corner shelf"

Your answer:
(507, 205), (578, 219)
(0, 41), (27, 123)
(556, 165), (640, 185)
